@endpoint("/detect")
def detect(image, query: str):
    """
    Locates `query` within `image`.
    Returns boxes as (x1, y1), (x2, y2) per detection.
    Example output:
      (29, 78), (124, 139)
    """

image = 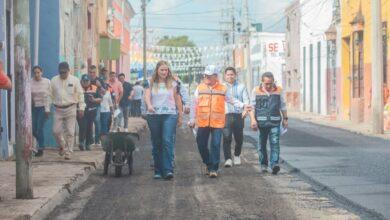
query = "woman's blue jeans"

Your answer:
(147, 114), (177, 176)
(32, 106), (46, 149)
(100, 112), (111, 135)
